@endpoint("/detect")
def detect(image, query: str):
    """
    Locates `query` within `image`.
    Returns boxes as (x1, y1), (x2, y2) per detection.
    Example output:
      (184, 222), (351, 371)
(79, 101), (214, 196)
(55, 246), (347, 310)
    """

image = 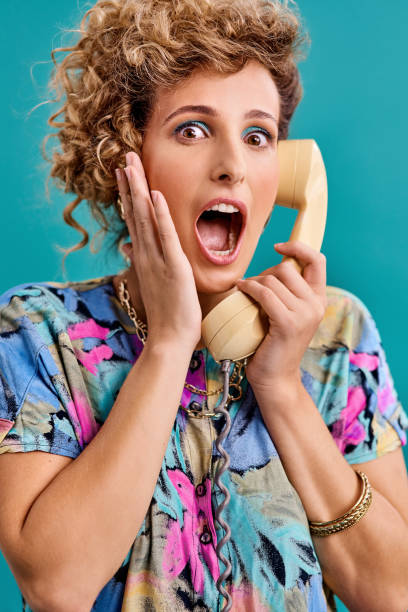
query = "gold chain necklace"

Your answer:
(117, 278), (247, 418)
